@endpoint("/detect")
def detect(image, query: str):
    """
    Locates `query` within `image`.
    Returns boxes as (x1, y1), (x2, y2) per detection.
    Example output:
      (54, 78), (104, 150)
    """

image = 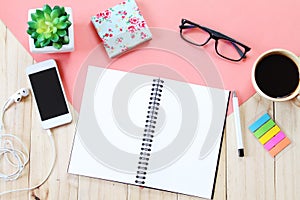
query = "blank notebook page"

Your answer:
(68, 66), (230, 199)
